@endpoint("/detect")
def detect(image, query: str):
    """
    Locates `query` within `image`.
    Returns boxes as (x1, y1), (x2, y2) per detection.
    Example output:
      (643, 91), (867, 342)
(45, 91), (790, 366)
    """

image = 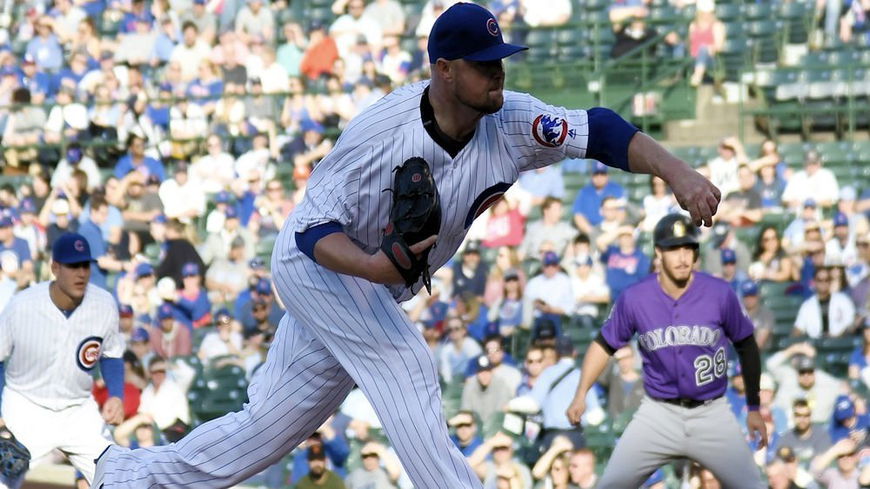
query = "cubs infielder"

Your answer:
(93, 4), (720, 488)
(0, 232), (124, 488)
(567, 213), (767, 488)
